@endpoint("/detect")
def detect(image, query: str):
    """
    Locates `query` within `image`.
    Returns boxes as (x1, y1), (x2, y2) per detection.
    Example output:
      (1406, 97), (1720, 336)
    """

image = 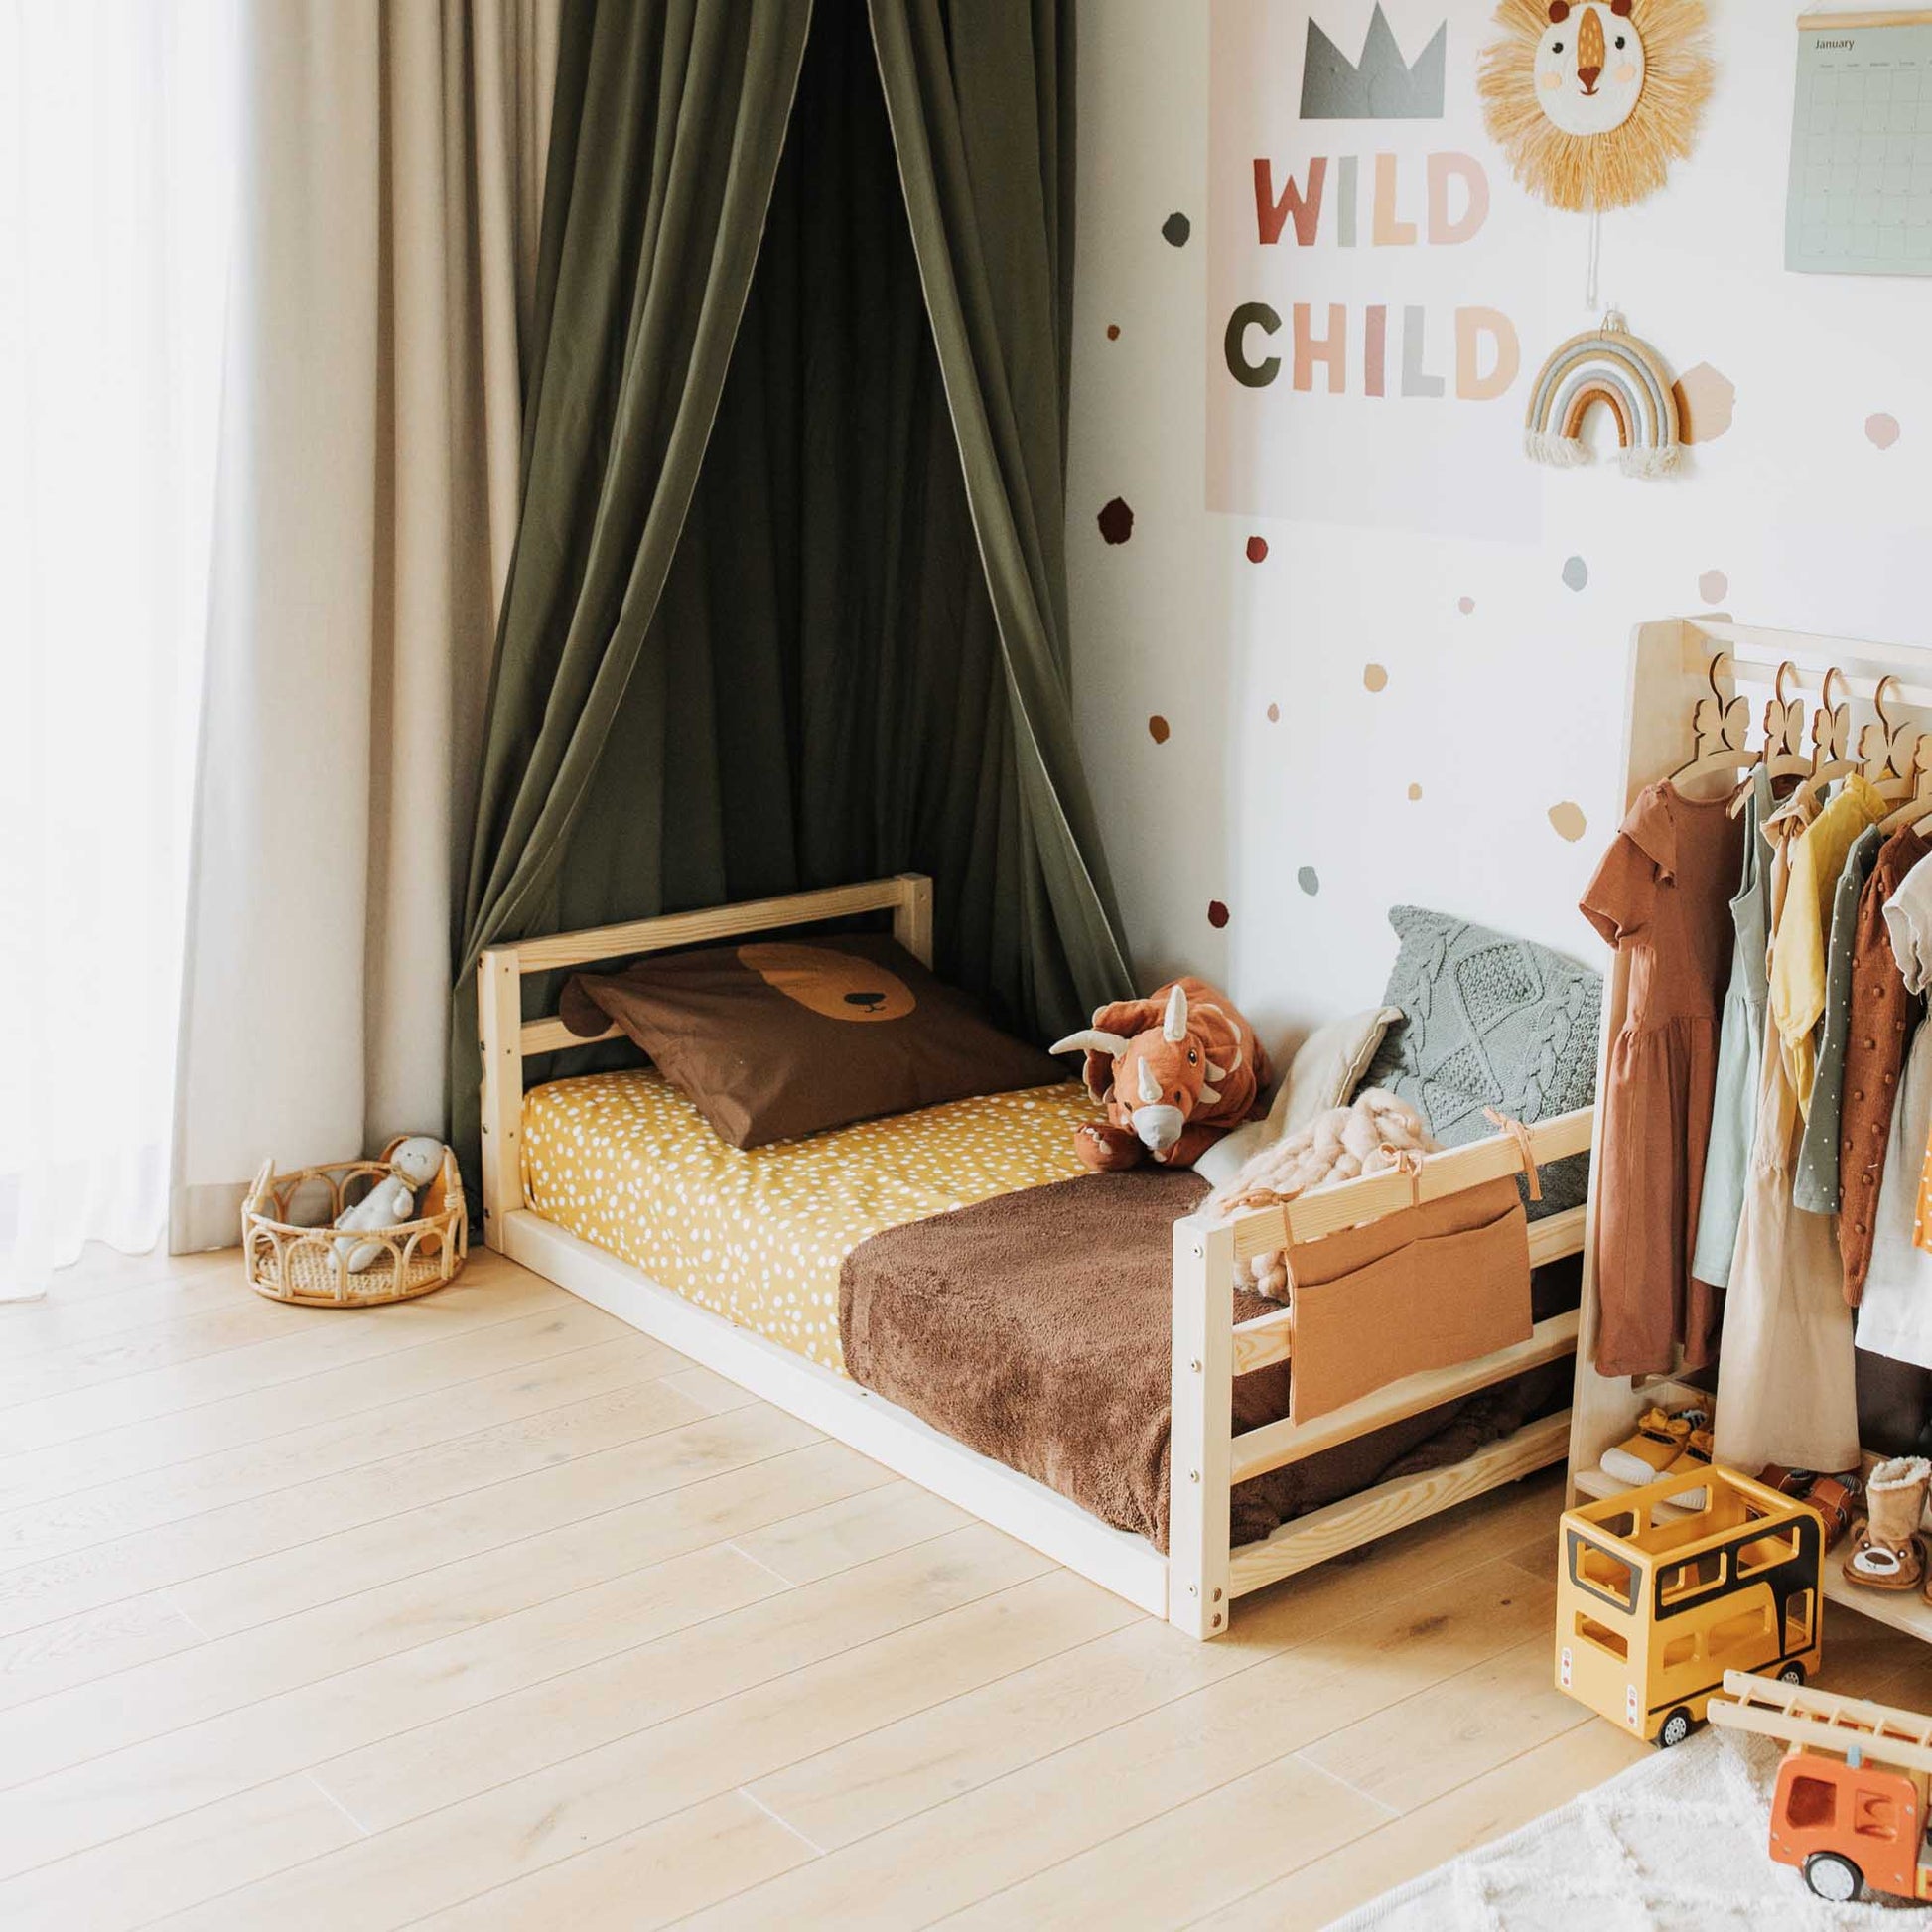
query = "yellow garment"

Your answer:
(521, 1069), (1103, 1371)
(1768, 772), (1885, 1116)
